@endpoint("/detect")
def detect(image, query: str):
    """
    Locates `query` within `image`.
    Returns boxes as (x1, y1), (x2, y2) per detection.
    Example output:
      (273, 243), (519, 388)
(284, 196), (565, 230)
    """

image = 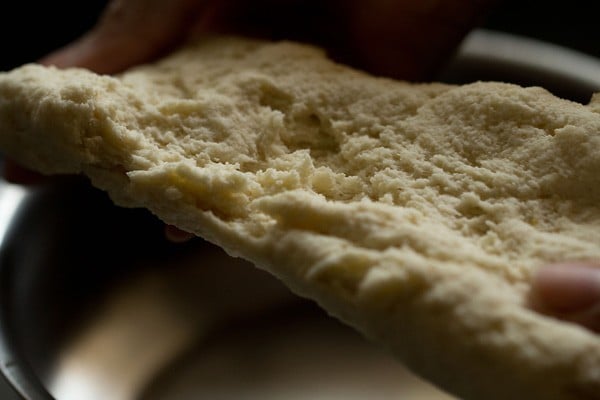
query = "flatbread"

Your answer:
(0, 36), (599, 400)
